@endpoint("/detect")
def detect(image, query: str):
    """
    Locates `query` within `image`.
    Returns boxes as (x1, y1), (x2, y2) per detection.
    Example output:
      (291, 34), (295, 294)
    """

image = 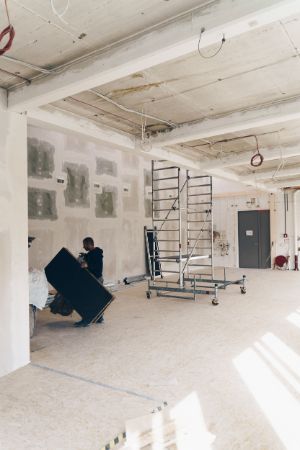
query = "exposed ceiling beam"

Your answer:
(28, 107), (135, 150)
(27, 107), (204, 169)
(243, 166), (300, 181)
(9, 0), (300, 112)
(139, 146), (201, 170)
(27, 107), (275, 192)
(150, 96), (300, 147)
(137, 146), (275, 191)
(266, 179), (300, 189)
(200, 144), (300, 171)
(207, 167), (275, 192)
